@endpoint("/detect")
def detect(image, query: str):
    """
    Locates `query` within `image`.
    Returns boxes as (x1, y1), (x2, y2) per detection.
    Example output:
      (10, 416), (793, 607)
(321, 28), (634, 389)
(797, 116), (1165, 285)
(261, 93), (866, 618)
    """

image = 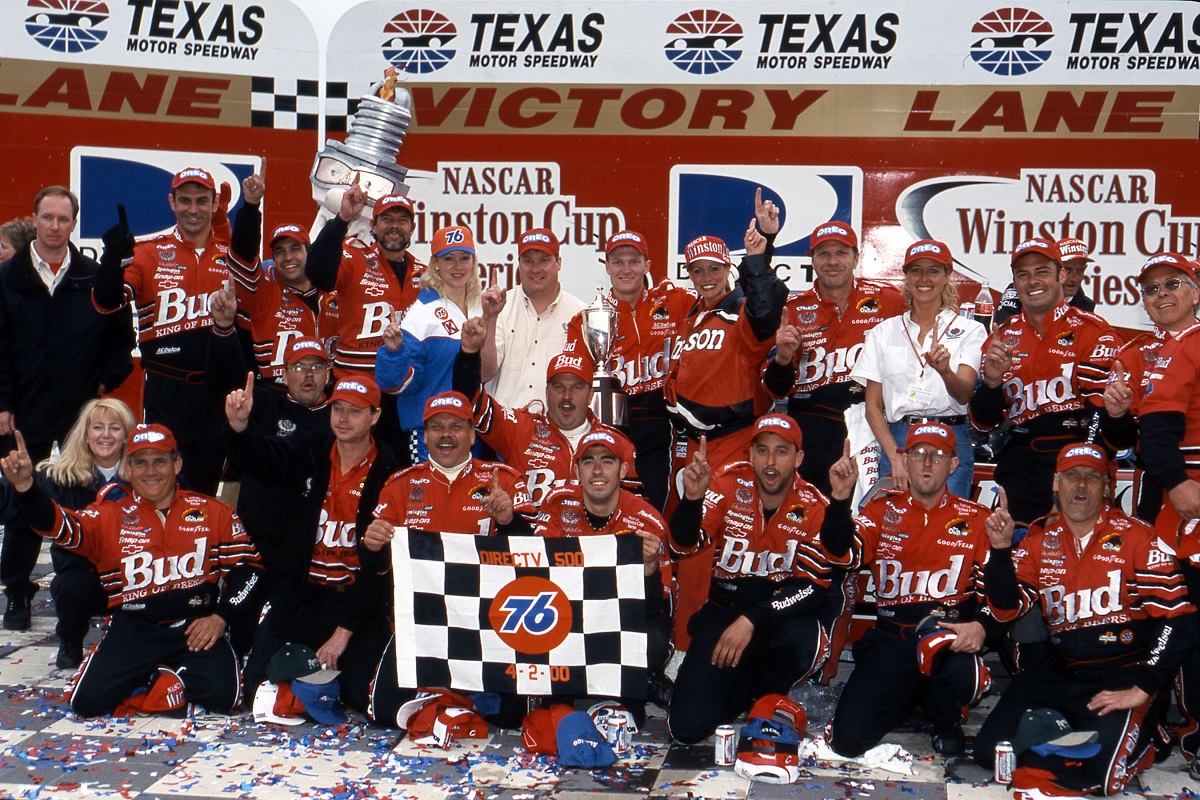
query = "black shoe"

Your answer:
(56, 639), (83, 670)
(3, 589), (33, 631)
(1189, 753), (1200, 782)
(647, 672), (673, 709)
(932, 727), (966, 756)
